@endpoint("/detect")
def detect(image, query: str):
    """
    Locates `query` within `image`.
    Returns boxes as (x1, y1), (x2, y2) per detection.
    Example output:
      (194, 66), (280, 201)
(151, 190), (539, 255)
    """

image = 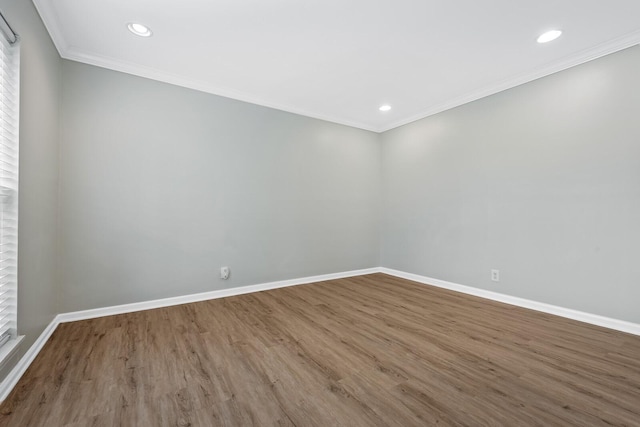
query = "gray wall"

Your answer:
(59, 61), (381, 312)
(381, 46), (640, 323)
(0, 0), (60, 377)
(2, 2), (639, 388)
